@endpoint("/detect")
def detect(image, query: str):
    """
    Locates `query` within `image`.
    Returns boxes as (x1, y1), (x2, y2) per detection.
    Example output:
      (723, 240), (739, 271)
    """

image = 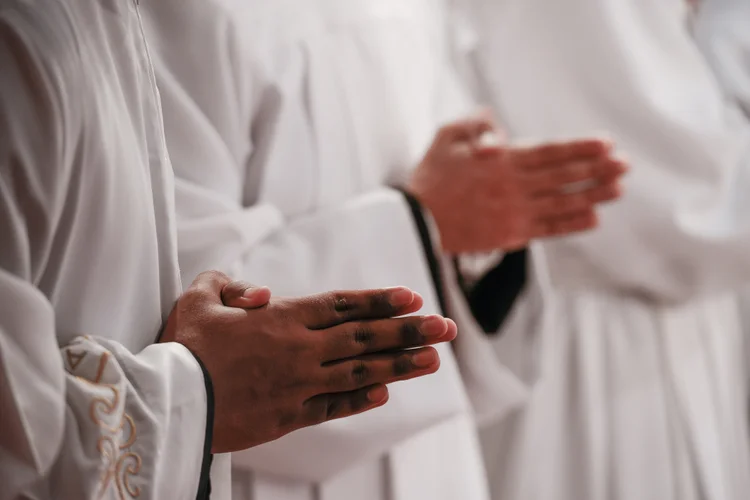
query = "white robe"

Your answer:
(693, 0), (750, 388)
(140, 0), (530, 499)
(693, 0), (750, 118)
(0, 0), (214, 498)
(455, 0), (750, 499)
